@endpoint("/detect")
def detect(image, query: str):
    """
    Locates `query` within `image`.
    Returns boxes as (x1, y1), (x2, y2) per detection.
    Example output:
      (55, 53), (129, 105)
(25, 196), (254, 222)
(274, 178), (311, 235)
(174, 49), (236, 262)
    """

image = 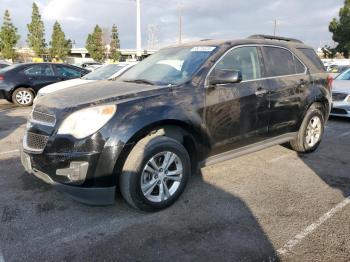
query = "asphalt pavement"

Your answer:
(0, 100), (349, 262)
